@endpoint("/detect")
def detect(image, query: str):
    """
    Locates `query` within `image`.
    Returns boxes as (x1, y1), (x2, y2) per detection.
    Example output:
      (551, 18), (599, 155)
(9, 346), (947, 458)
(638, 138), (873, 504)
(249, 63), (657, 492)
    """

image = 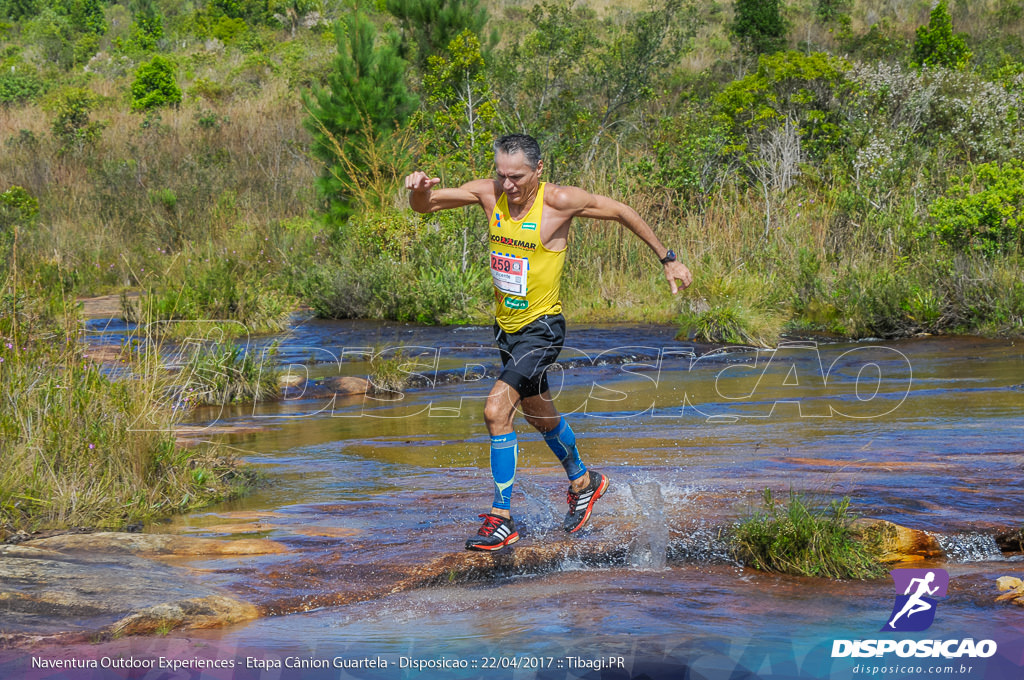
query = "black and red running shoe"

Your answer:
(465, 513), (520, 551)
(563, 471), (609, 533)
